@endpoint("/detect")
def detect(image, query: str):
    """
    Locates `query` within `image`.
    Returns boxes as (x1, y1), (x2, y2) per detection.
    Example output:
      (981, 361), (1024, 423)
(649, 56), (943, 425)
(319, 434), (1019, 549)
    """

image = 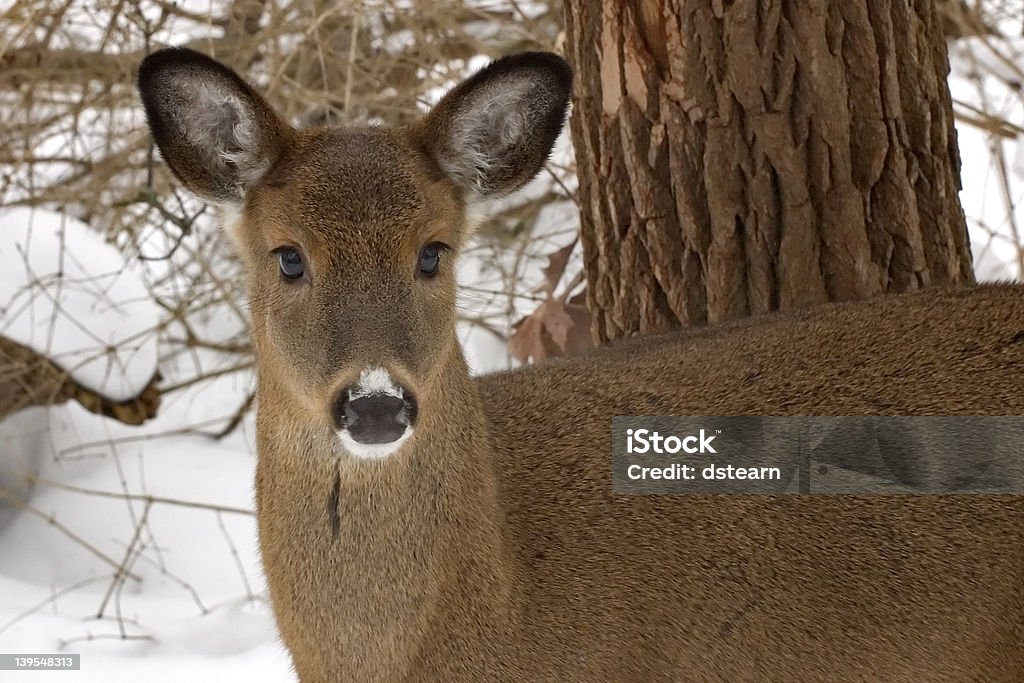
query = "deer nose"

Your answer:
(332, 375), (418, 446)
(337, 394), (414, 444)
